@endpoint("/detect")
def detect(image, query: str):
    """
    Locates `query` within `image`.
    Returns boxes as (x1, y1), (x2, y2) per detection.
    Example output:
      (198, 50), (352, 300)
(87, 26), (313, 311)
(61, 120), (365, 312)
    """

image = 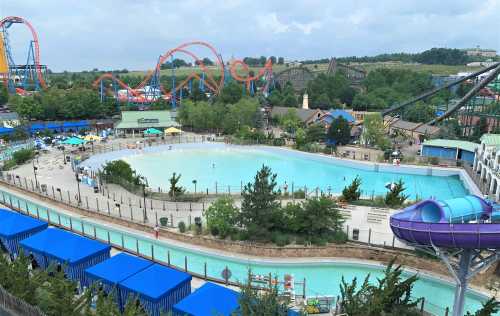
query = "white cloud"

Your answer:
(257, 13), (290, 34)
